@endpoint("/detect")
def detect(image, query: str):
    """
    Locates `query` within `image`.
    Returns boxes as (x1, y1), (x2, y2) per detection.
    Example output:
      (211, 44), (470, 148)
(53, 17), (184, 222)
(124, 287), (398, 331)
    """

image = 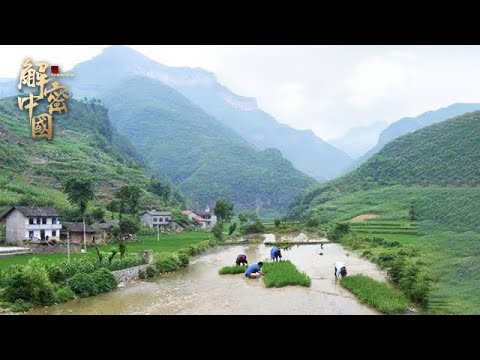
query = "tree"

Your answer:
(63, 176), (95, 251)
(90, 207), (105, 222)
(274, 219), (281, 228)
(149, 178), (172, 204)
(214, 198), (234, 223)
(228, 222), (237, 236)
(119, 219), (140, 236)
(238, 210), (258, 224)
(211, 222), (223, 241)
(409, 202), (417, 221)
(115, 185), (143, 220)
